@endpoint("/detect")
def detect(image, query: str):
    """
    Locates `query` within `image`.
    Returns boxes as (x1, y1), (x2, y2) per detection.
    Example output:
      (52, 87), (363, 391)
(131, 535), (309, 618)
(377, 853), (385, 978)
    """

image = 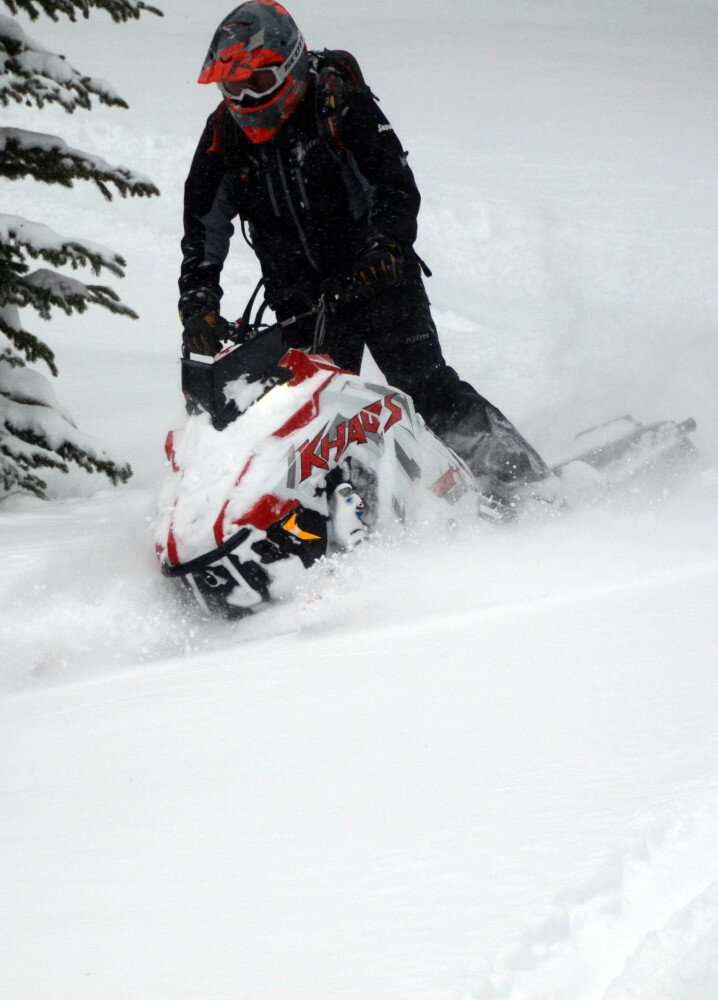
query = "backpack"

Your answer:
(311, 49), (375, 158)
